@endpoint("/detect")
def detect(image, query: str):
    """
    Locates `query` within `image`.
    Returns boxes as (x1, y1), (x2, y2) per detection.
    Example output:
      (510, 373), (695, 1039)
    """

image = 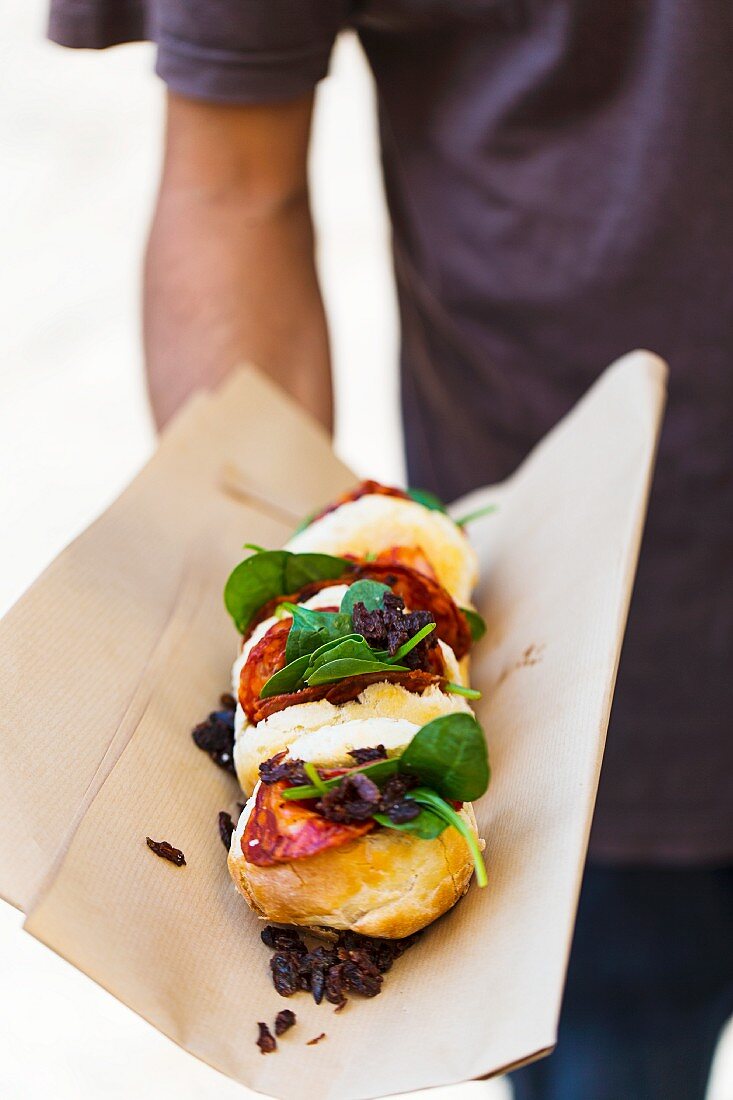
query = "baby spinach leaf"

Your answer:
(339, 579), (392, 619)
(406, 487), (448, 513)
(399, 712), (489, 802)
(260, 633), (361, 698)
(408, 787), (488, 887)
(461, 607), (487, 643)
(305, 657), (408, 686)
(373, 808), (447, 839)
(258, 652), (314, 698)
(224, 549), (351, 634)
(283, 603), (353, 663)
(281, 757), (400, 801)
(306, 635), (376, 672)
